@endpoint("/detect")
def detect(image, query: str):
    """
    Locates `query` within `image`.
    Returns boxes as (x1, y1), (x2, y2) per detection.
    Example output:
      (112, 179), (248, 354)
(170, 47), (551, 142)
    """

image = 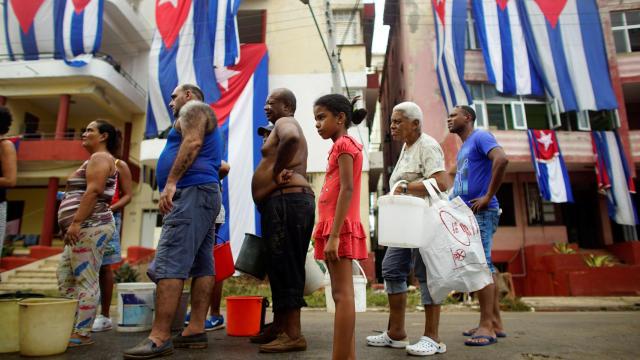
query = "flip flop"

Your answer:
(462, 328), (507, 338)
(464, 335), (497, 347)
(68, 338), (95, 348)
